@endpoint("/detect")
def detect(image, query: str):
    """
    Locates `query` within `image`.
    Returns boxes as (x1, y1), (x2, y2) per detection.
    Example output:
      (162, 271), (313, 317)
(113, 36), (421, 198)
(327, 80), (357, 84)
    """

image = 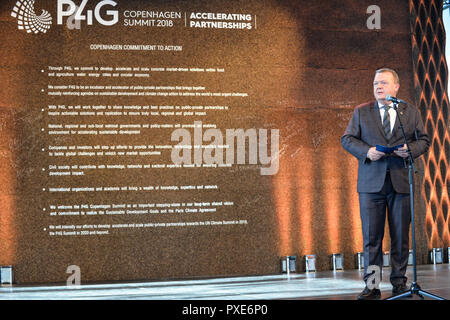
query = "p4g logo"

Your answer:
(57, 0), (119, 27)
(11, 0), (52, 34)
(11, 0), (119, 34)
